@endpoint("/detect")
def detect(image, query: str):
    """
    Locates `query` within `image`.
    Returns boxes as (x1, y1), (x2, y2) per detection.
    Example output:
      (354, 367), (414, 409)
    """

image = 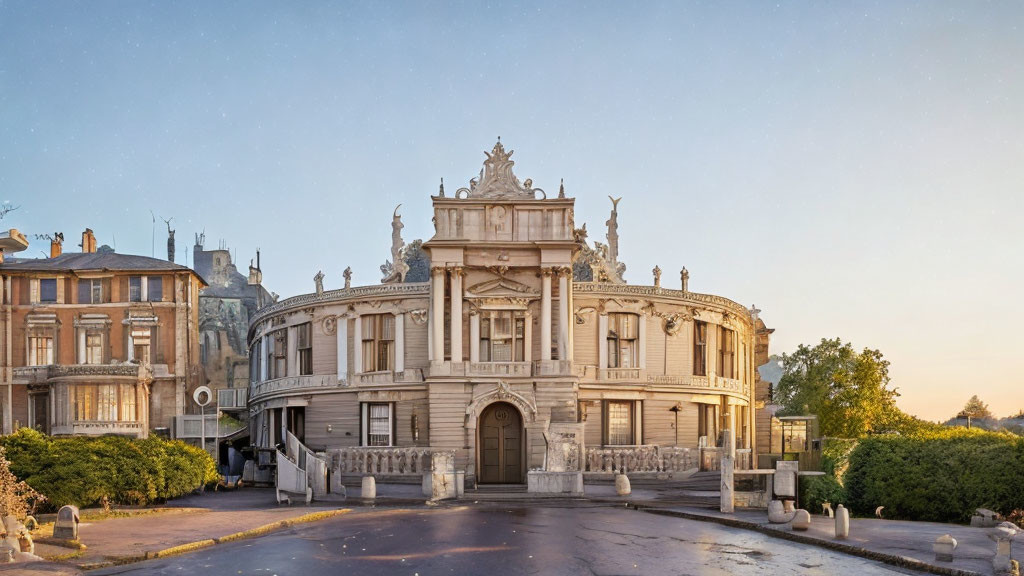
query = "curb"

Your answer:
(76, 508), (351, 570)
(631, 505), (984, 576)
